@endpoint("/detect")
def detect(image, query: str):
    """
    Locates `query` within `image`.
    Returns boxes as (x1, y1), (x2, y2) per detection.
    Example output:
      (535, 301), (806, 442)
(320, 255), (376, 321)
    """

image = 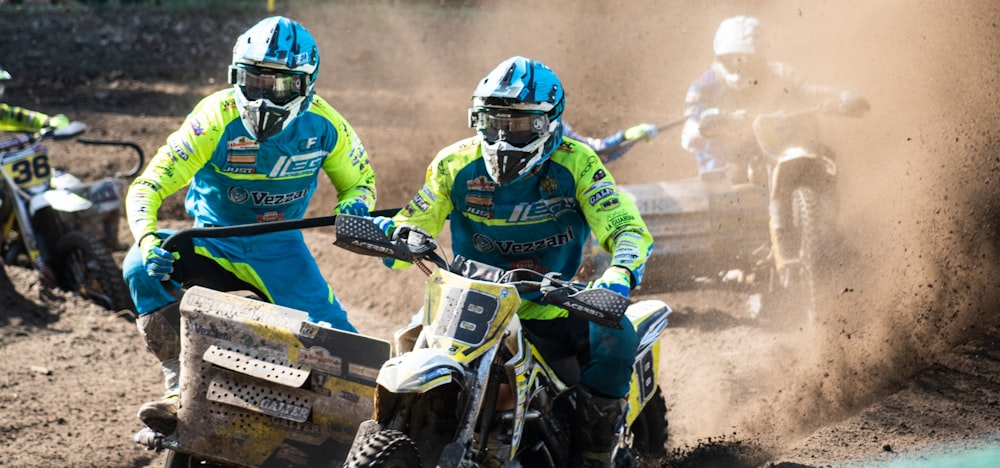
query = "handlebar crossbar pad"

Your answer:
(451, 256), (505, 282)
(542, 287), (628, 329)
